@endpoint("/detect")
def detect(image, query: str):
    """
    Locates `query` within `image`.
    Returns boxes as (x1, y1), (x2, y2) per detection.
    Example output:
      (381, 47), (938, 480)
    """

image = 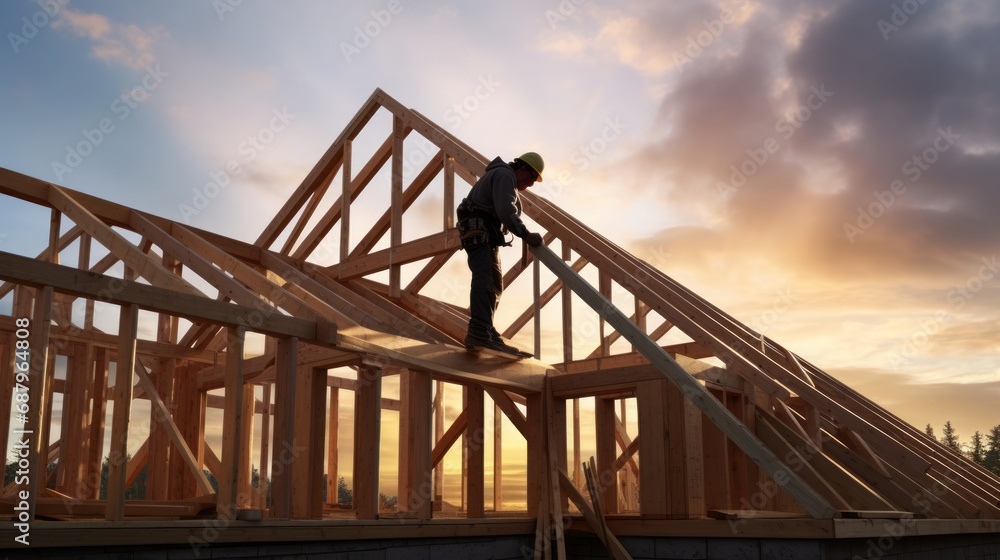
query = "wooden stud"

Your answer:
(637, 380), (668, 517)
(217, 326), (246, 521)
(530, 244), (836, 518)
(105, 303), (137, 521)
(398, 369), (433, 519)
(443, 155), (455, 230)
(326, 386), (339, 507)
(466, 383), (485, 518)
(340, 139), (352, 261)
(595, 396), (619, 514)
(667, 381), (705, 518)
(258, 382), (272, 508)
(493, 401), (503, 512)
(291, 365), (326, 519)
(353, 364), (382, 519)
(389, 115), (404, 298)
